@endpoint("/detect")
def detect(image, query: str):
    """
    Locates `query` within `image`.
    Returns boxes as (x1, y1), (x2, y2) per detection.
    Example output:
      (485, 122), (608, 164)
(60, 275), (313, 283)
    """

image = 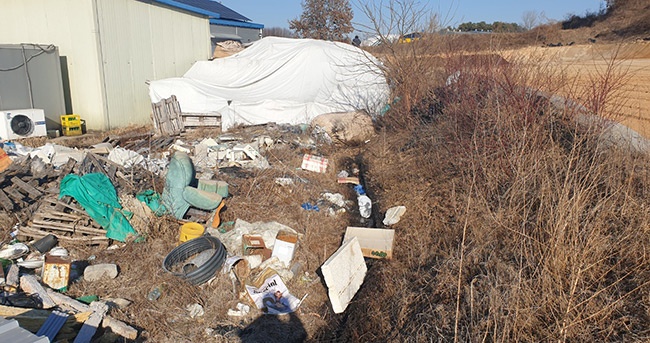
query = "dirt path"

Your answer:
(505, 41), (650, 138)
